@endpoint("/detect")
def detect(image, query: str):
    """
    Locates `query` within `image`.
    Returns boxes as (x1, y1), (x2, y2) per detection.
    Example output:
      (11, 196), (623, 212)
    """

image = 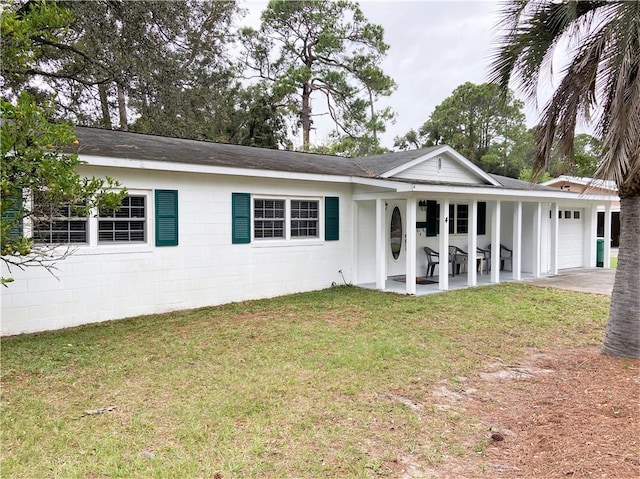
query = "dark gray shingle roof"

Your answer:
(74, 127), (567, 193)
(75, 127), (364, 176)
